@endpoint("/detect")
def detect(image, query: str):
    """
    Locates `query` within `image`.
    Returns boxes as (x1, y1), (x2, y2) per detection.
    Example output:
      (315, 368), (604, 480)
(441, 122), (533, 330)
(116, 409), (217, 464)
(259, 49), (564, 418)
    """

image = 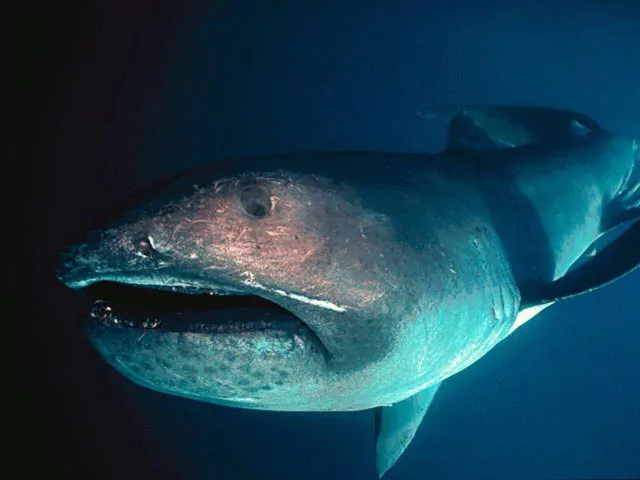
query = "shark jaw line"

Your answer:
(240, 277), (348, 313)
(61, 272), (243, 295)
